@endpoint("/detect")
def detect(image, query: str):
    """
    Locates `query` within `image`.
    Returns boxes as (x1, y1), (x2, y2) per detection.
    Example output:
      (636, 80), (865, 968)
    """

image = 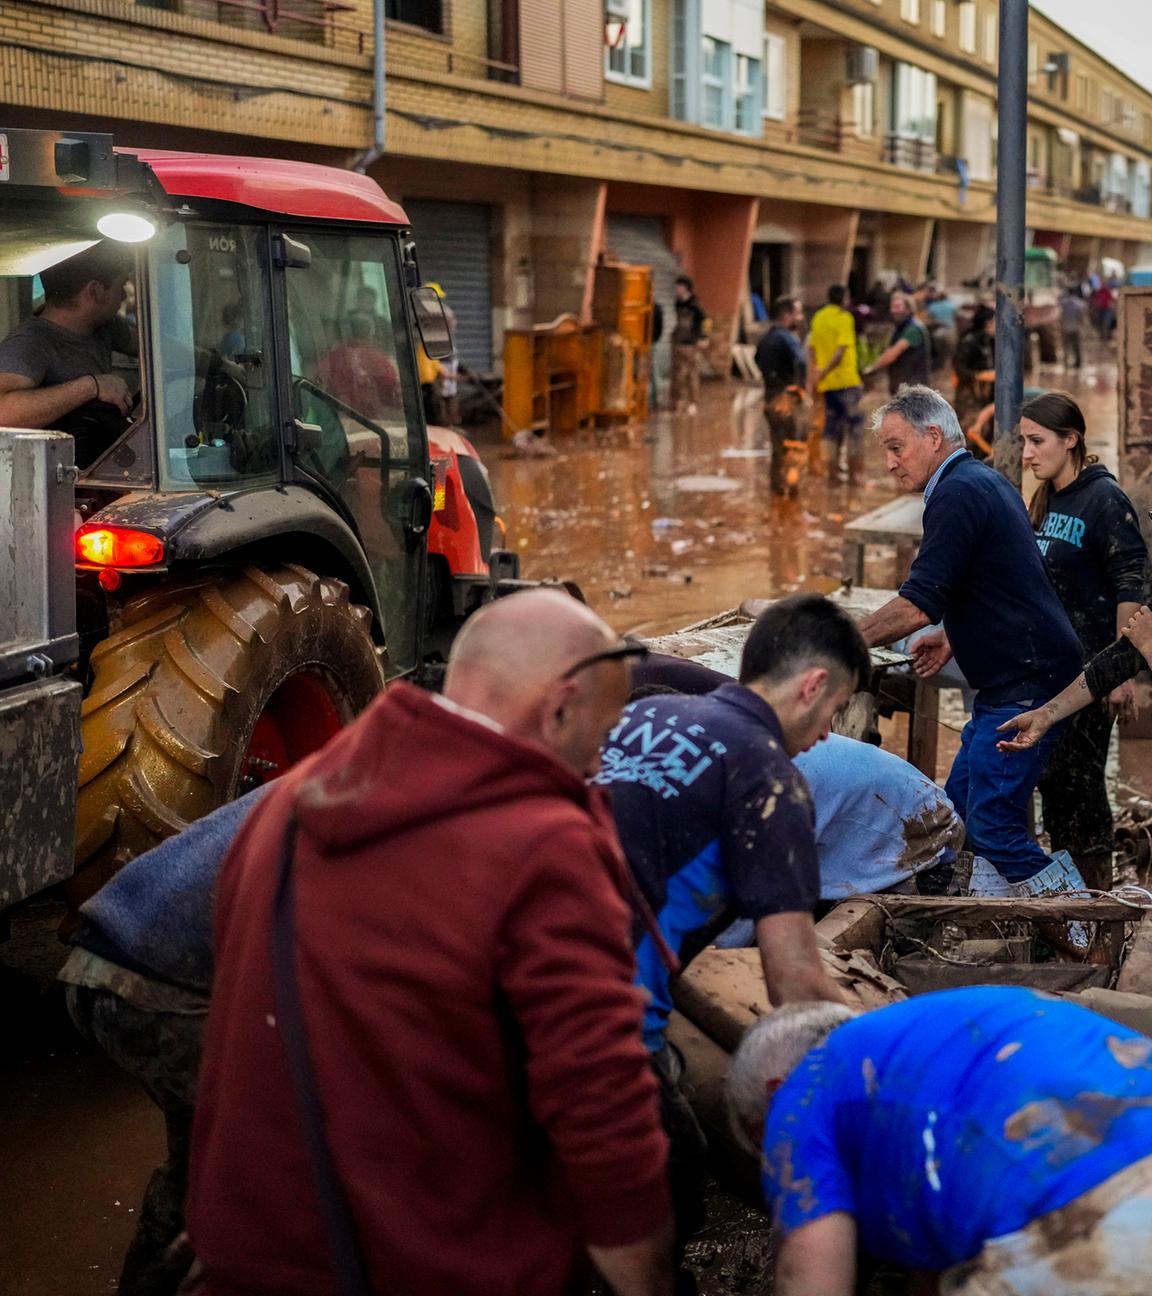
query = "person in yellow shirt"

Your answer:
(806, 284), (864, 484)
